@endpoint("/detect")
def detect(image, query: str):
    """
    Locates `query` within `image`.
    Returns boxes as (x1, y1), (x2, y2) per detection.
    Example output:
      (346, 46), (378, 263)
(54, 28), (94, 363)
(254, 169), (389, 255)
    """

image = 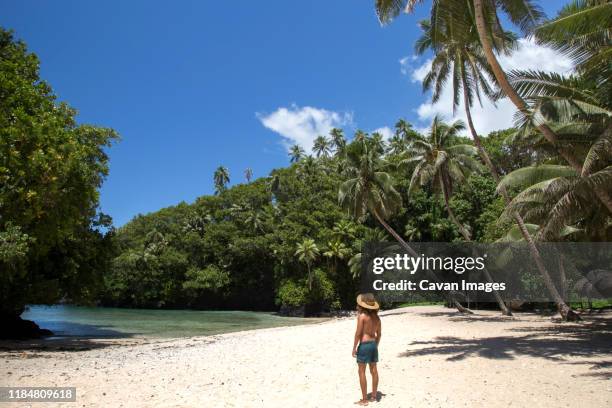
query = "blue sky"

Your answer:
(2, 0), (567, 226)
